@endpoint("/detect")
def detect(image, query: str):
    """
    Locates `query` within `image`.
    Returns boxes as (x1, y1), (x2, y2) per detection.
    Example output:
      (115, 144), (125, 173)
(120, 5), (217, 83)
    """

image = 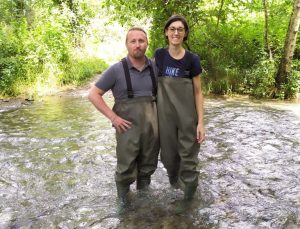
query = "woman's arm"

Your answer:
(192, 76), (205, 143)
